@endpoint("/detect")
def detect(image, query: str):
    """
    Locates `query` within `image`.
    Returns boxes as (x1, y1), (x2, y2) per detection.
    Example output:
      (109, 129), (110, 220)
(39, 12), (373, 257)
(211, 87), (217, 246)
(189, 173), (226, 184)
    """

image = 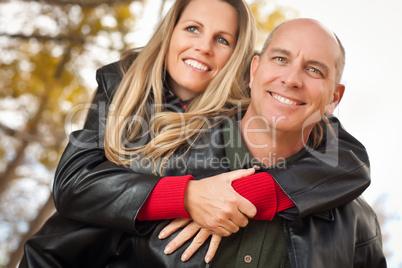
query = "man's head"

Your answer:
(260, 19), (345, 84)
(246, 18), (345, 144)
